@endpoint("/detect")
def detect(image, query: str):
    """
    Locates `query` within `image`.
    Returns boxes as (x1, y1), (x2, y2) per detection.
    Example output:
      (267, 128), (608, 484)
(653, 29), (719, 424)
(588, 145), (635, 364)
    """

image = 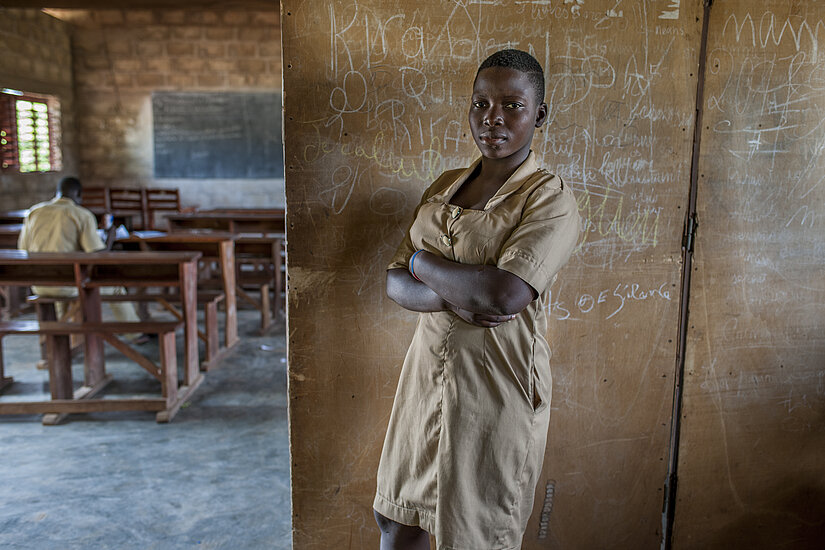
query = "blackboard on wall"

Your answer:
(152, 92), (283, 179)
